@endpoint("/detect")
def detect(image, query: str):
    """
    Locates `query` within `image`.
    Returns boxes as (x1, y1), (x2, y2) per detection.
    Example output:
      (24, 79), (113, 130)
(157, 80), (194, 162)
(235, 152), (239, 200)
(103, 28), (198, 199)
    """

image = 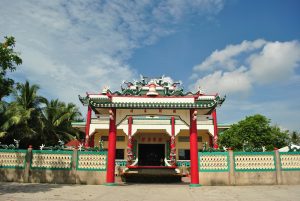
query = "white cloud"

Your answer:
(193, 39), (266, 71)
(191, 40), (300, 95)
(192, 67), (252, 95)
(153, 0), (224, 22)
(0, 0), (224, 107)
(249, 40), (300, 84)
